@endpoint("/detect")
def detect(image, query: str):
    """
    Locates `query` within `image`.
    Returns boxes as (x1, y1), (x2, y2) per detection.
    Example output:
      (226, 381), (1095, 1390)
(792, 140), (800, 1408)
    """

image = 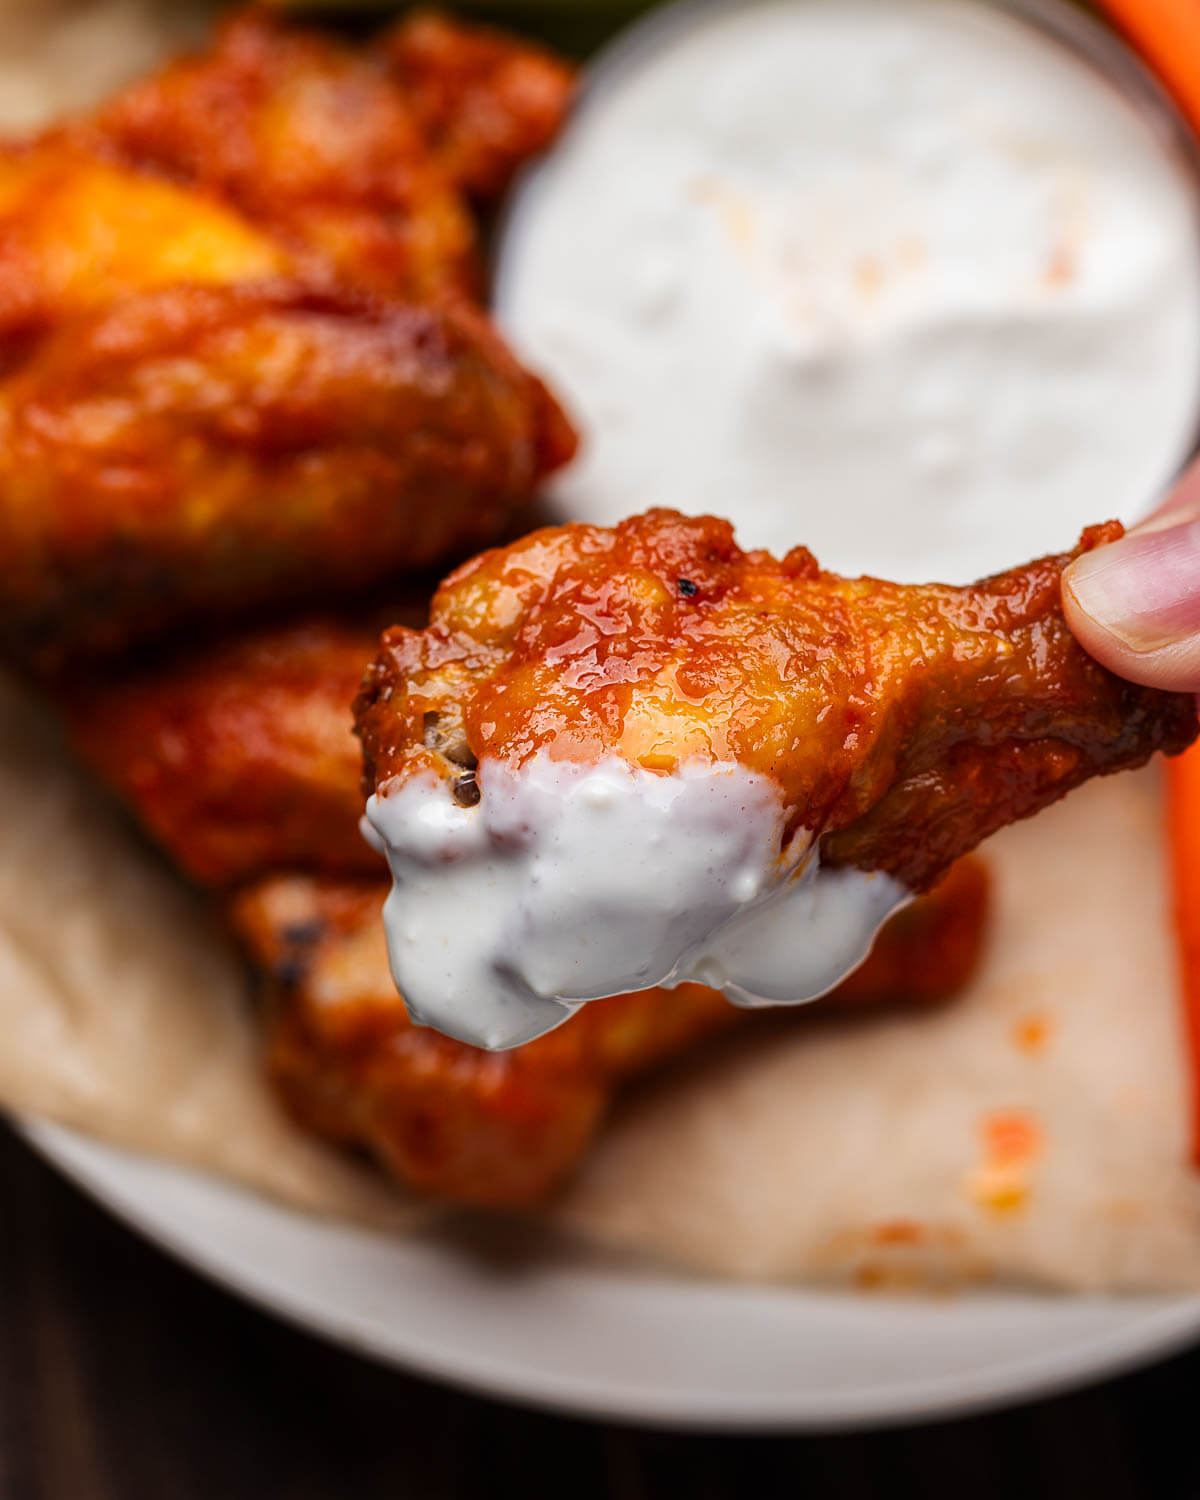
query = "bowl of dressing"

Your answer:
(494, 0), (1200, 586)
